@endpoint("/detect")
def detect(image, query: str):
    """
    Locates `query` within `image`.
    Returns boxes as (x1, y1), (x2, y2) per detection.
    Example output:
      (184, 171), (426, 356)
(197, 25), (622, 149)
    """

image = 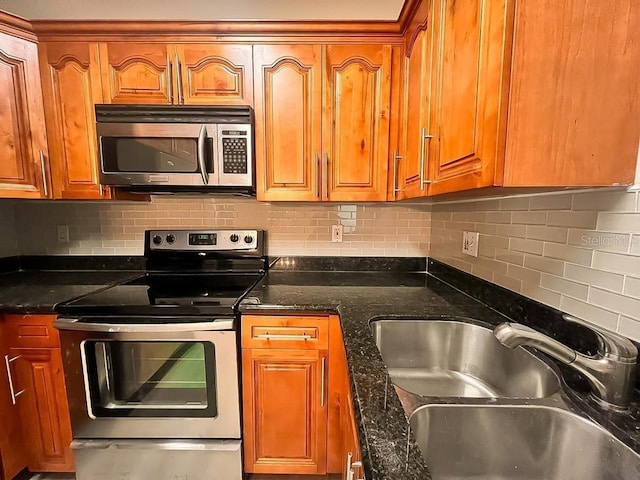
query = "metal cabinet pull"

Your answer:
(197, 125), (209, 185)
(39, 150), (49, 197)
(4, 355), (25, 405)
(419, 128), (434, 191)
(315, 152), (321, 198)
(347, 452), (354, 480)
(254, 333), (312, 341)
(324, 153), (329, 200)
(166, 53), (173, 104)
(392, 151), (403, 198)
(320, 357), (326, 407)
(175, 54), (184, 105)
